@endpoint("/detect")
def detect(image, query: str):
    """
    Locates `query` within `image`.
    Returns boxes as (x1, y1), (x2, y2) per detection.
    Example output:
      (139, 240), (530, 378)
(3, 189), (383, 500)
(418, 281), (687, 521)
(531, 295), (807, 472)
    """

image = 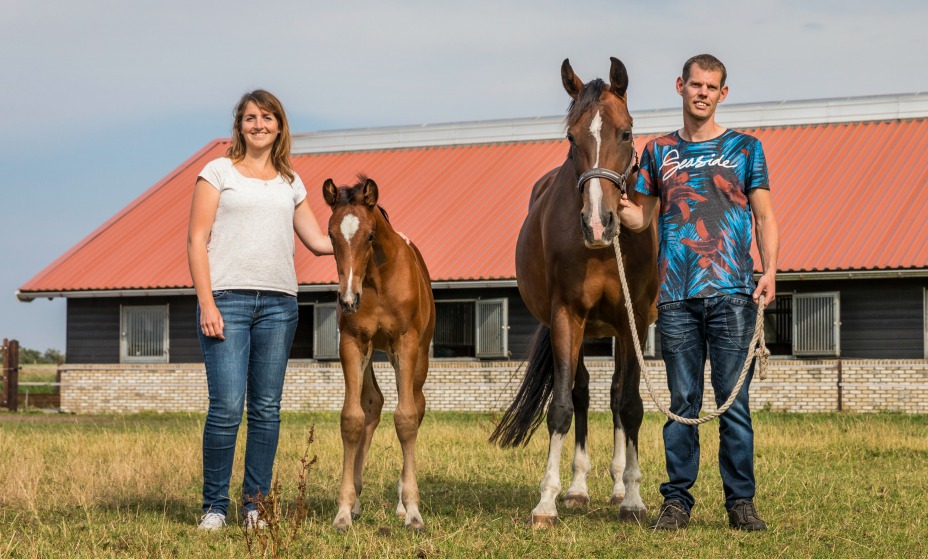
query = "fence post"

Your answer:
(1, 338), (6, 407)
(3, 339), (19, 412)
